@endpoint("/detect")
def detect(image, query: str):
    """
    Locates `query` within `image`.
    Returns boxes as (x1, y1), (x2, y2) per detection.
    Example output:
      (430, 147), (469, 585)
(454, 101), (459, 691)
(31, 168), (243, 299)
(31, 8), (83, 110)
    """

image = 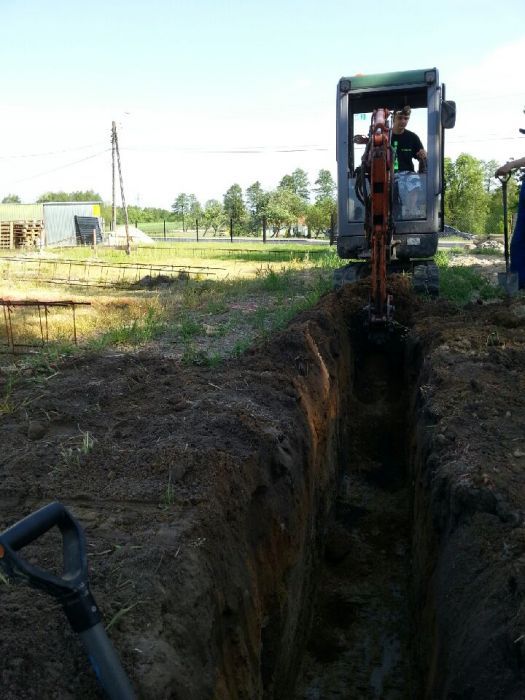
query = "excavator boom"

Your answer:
(363, 108), (394, 323)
